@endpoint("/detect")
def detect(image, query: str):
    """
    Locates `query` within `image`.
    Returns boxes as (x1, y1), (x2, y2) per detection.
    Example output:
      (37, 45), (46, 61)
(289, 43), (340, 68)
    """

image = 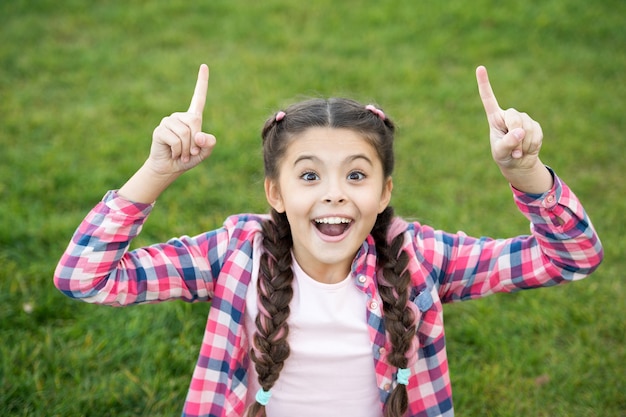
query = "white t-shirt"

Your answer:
(245, 255), (382, 417)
